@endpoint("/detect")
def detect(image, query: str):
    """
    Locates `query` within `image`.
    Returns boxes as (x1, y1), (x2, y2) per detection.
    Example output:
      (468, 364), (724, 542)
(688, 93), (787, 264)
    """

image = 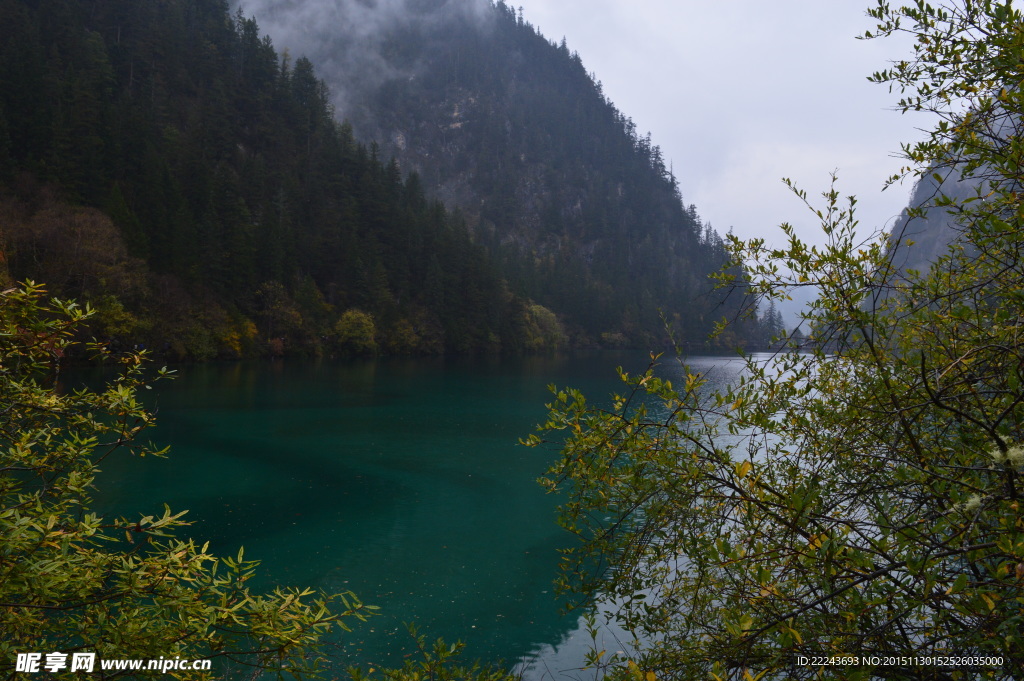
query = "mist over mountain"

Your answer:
(235, 0), (492, 122)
